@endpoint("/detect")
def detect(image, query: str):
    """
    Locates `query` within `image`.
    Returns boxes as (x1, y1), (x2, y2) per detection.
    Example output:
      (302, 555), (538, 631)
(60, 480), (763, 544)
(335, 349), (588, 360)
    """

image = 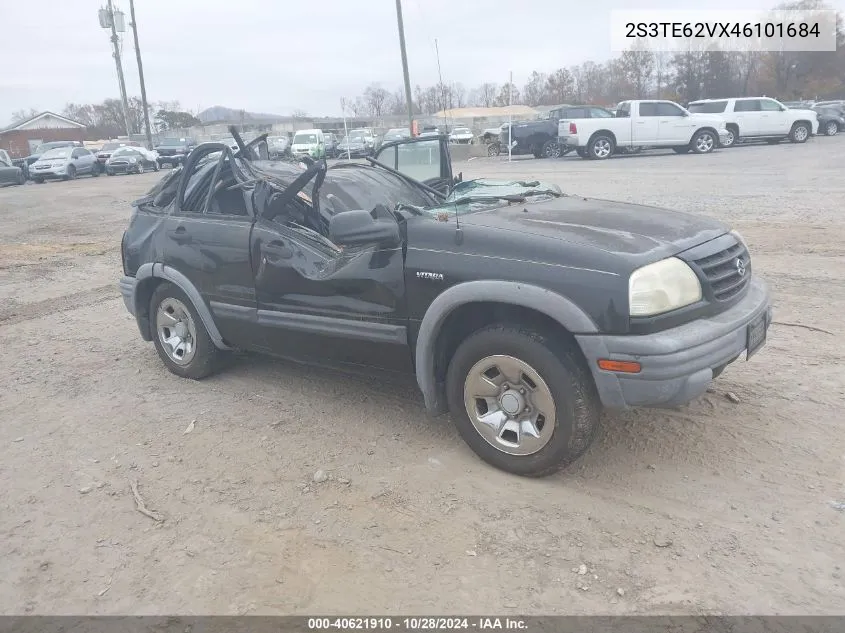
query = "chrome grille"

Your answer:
(693, 238), (751, 302)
